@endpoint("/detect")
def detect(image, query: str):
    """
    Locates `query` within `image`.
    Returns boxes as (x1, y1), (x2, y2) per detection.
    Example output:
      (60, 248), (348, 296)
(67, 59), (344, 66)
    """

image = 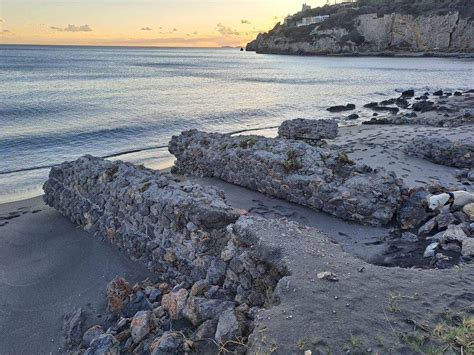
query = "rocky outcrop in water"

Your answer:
(169, 130), (406, 226)
(246, 12), (474, 55)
